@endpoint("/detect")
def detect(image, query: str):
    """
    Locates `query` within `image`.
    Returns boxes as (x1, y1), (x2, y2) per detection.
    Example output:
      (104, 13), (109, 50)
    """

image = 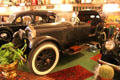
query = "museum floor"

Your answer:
(0, 46), (101, 80)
